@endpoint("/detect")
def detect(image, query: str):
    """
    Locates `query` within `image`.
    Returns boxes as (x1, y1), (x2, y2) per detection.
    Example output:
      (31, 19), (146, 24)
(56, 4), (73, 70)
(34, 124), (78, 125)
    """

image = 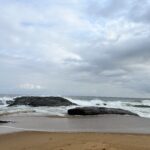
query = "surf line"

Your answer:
(0, 126), (62, 132)
(0, 126), (96, 133)
(0, 126), (32, 131)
